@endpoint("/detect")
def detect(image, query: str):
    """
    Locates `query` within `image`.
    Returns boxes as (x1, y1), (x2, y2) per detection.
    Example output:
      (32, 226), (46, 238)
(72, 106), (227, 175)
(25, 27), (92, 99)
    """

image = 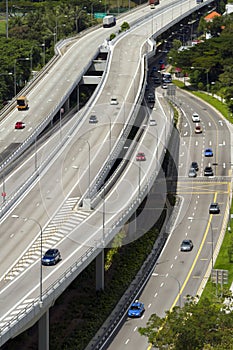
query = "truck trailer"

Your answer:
(149, 0), (160, 8)
(103, 15), (116, 28)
